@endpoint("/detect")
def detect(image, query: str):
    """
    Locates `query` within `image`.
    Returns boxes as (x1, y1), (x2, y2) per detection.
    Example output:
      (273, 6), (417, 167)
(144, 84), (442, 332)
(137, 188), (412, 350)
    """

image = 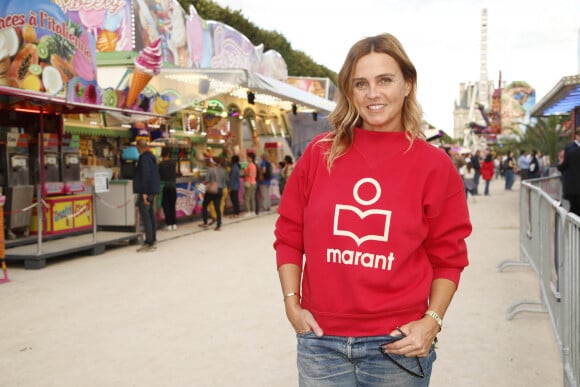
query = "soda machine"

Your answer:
(42, 133), (65, 195)
(0, 130), (34, 239)
(61, 134), (85, 194)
